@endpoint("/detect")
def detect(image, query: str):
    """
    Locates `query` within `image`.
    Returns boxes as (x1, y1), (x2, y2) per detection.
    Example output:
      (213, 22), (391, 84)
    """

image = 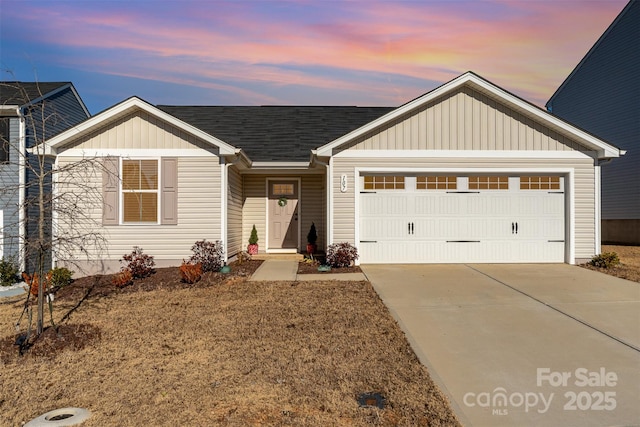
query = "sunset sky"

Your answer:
(0, 0), (628, 114)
